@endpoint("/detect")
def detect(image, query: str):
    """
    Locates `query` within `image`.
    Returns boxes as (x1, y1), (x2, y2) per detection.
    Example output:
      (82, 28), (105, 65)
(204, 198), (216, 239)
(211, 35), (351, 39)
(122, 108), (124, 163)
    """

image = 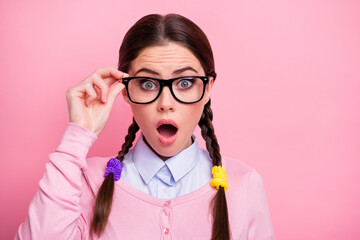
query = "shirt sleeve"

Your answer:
(15, 122), (97, 240)
(247, 169), (276, 240)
